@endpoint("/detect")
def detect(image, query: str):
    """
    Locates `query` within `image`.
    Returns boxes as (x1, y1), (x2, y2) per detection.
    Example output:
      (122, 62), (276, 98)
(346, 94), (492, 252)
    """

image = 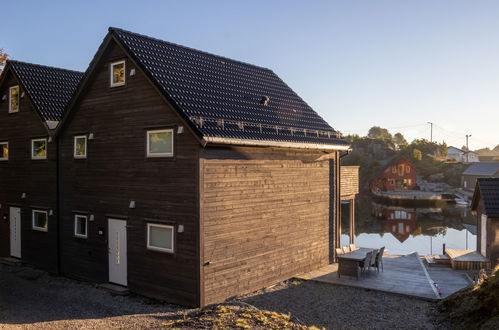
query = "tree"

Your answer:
(393, 132), (408, 148)
(413, 148), (422, 161)
(367, 126), (393, 143)
(0, 48), (8, 74)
